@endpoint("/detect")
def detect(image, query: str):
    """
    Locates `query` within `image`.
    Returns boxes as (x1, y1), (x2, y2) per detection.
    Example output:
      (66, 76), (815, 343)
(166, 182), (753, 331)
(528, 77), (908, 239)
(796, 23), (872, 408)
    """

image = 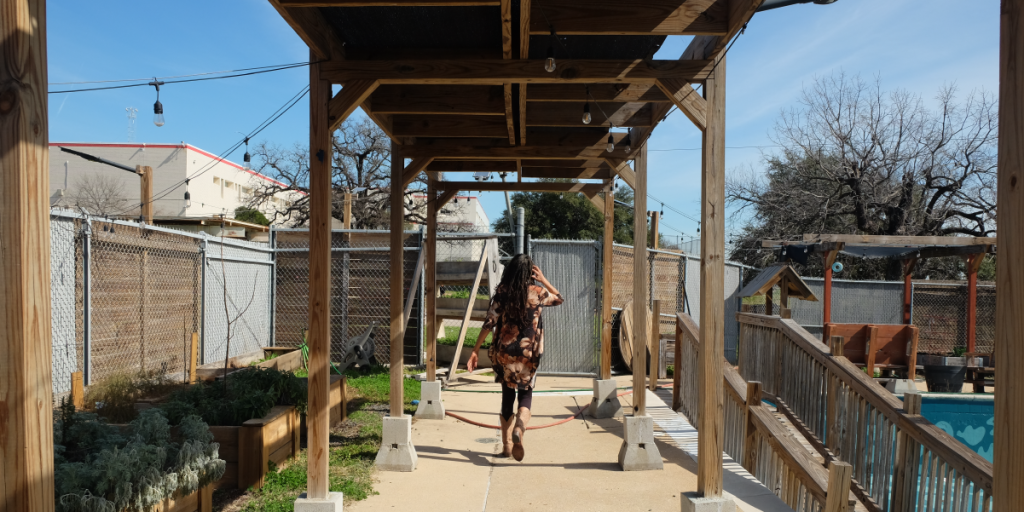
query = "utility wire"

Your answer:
(49, 62), (314, 94)
(49, 61), (314, 86)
